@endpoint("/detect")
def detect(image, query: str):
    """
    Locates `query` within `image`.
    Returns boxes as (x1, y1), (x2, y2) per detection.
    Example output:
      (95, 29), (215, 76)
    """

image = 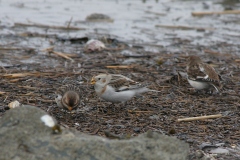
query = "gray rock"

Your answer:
(0, 105), (189, 160)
